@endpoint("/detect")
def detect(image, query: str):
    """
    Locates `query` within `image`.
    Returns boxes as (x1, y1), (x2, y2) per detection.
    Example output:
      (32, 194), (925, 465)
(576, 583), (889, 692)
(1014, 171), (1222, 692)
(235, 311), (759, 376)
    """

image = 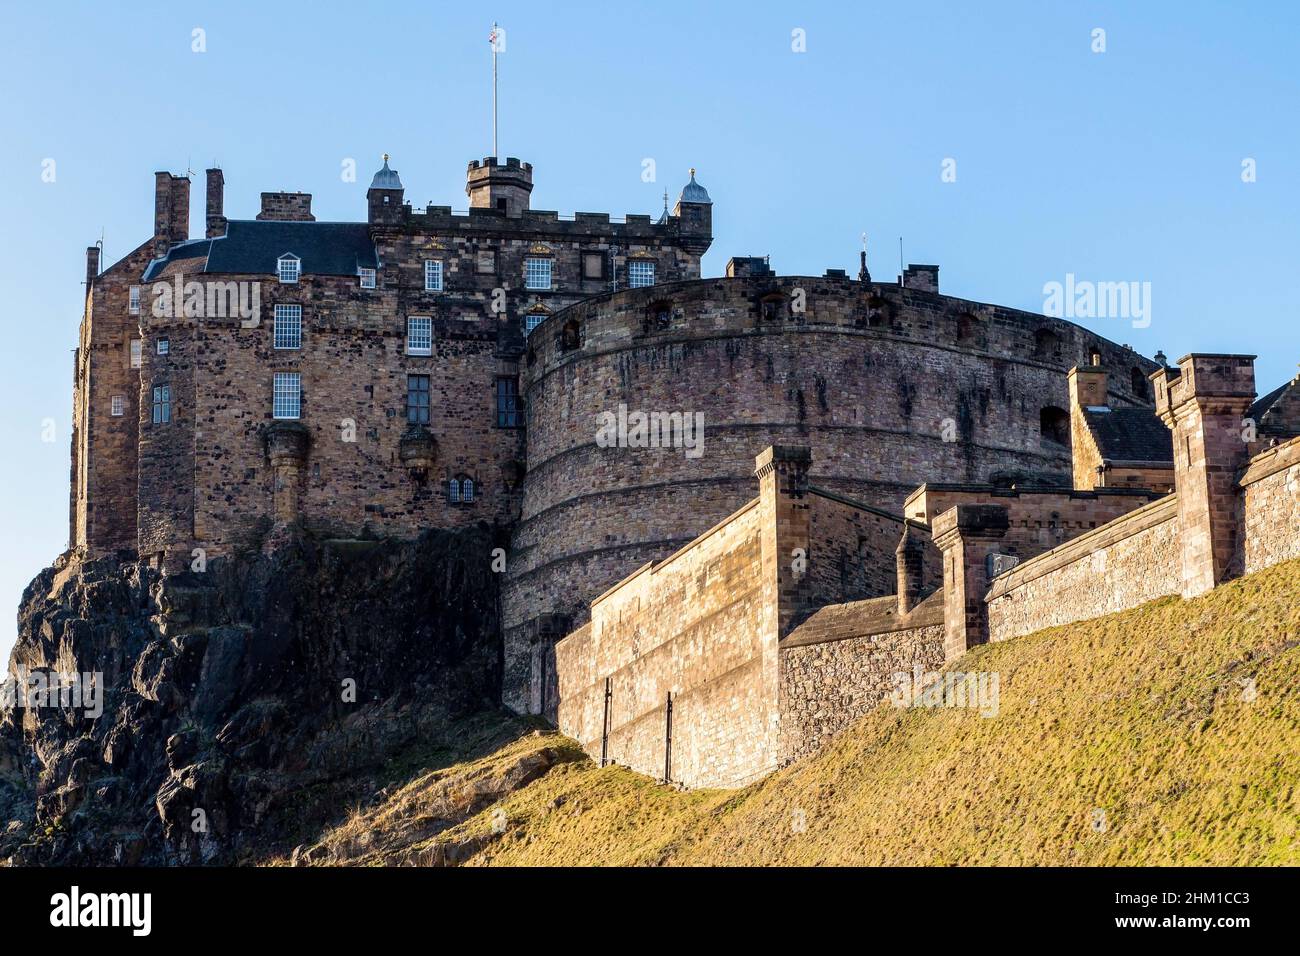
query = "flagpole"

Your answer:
(492, 22), (499, 158)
